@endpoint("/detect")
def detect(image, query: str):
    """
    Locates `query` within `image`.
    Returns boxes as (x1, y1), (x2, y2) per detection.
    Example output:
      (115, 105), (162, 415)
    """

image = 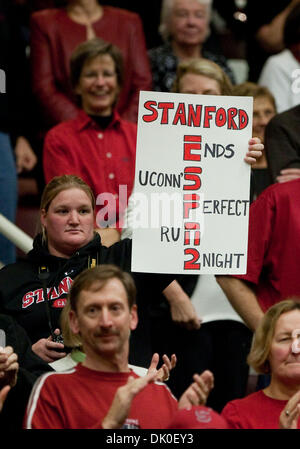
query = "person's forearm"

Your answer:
(216, 276), (264, 331)
(256, 1), (299, 52)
